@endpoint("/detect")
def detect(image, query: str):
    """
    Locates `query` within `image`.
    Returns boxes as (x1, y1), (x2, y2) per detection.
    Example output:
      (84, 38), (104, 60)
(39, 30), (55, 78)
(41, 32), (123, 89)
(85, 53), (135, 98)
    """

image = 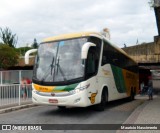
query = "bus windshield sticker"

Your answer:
(59, 41), (64, 47)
